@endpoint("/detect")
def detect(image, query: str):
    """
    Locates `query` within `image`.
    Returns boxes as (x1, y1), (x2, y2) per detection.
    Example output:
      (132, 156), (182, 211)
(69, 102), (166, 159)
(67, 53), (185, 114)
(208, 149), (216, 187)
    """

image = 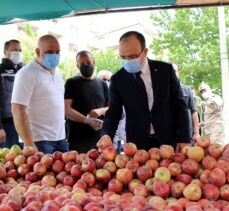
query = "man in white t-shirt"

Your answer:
(11, 35), (68, 153)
